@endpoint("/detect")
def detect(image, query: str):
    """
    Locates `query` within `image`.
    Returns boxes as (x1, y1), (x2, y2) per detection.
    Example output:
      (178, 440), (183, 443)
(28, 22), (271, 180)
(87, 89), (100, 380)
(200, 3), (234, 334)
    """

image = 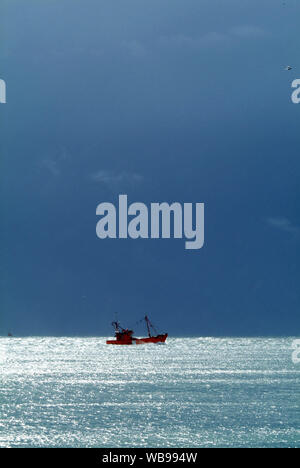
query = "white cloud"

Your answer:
(267, 217), (300, 234)
(39, 148), (71, 177)
(40, 158), (61, 177)
(159, 32), (228, 49)
(122, 40), (146, 58)
(230, 25), (267, 38)
(91, 170), (143, 188)
(158, 25), (267, 50)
